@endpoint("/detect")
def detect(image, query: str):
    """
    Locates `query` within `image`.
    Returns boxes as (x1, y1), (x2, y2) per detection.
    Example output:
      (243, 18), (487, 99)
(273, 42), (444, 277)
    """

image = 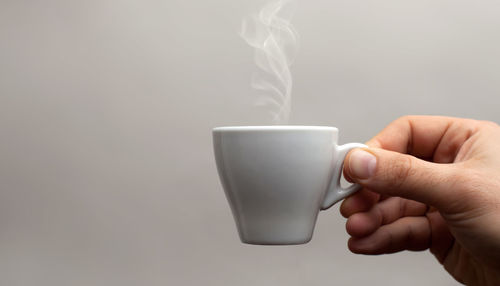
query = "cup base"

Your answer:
(240, 236), (313, 245)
